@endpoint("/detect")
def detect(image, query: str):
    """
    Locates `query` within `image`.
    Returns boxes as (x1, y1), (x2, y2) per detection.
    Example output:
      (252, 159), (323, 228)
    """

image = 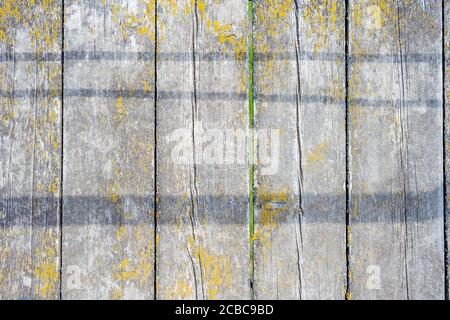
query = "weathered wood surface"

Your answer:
(1, 0), (449, 300)
(62, 0), (155, 299)
(0, 0), (62, 300)
(445, 0), (450, 299)
(156, 0), (250, 300)
(348, 0), (444, 299)
(252, 0), (346, 299)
